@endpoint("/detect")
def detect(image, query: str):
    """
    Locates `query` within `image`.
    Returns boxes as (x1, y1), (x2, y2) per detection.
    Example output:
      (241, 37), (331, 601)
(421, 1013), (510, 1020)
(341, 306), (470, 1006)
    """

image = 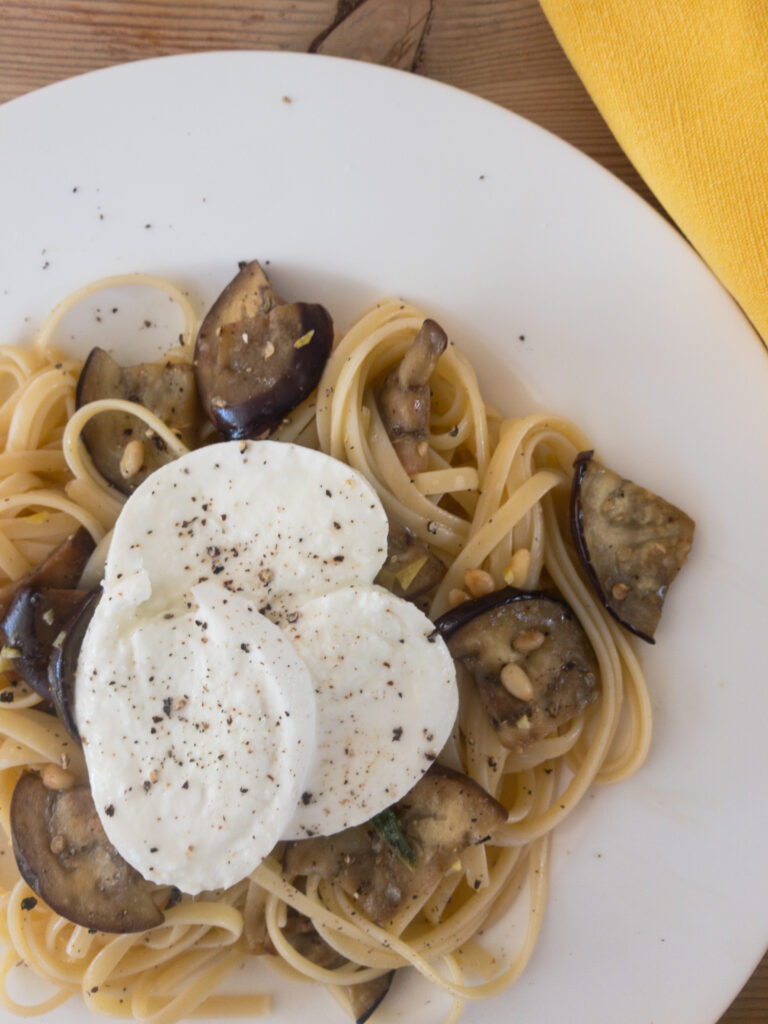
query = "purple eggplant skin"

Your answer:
(48, 588), (101, 744)
(570, 451), (695, 644)
(194, 260), (333, 440)
(0, 528), (94, 618)
(11, 773), (164, 933)
(0, 588), (89, 700)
